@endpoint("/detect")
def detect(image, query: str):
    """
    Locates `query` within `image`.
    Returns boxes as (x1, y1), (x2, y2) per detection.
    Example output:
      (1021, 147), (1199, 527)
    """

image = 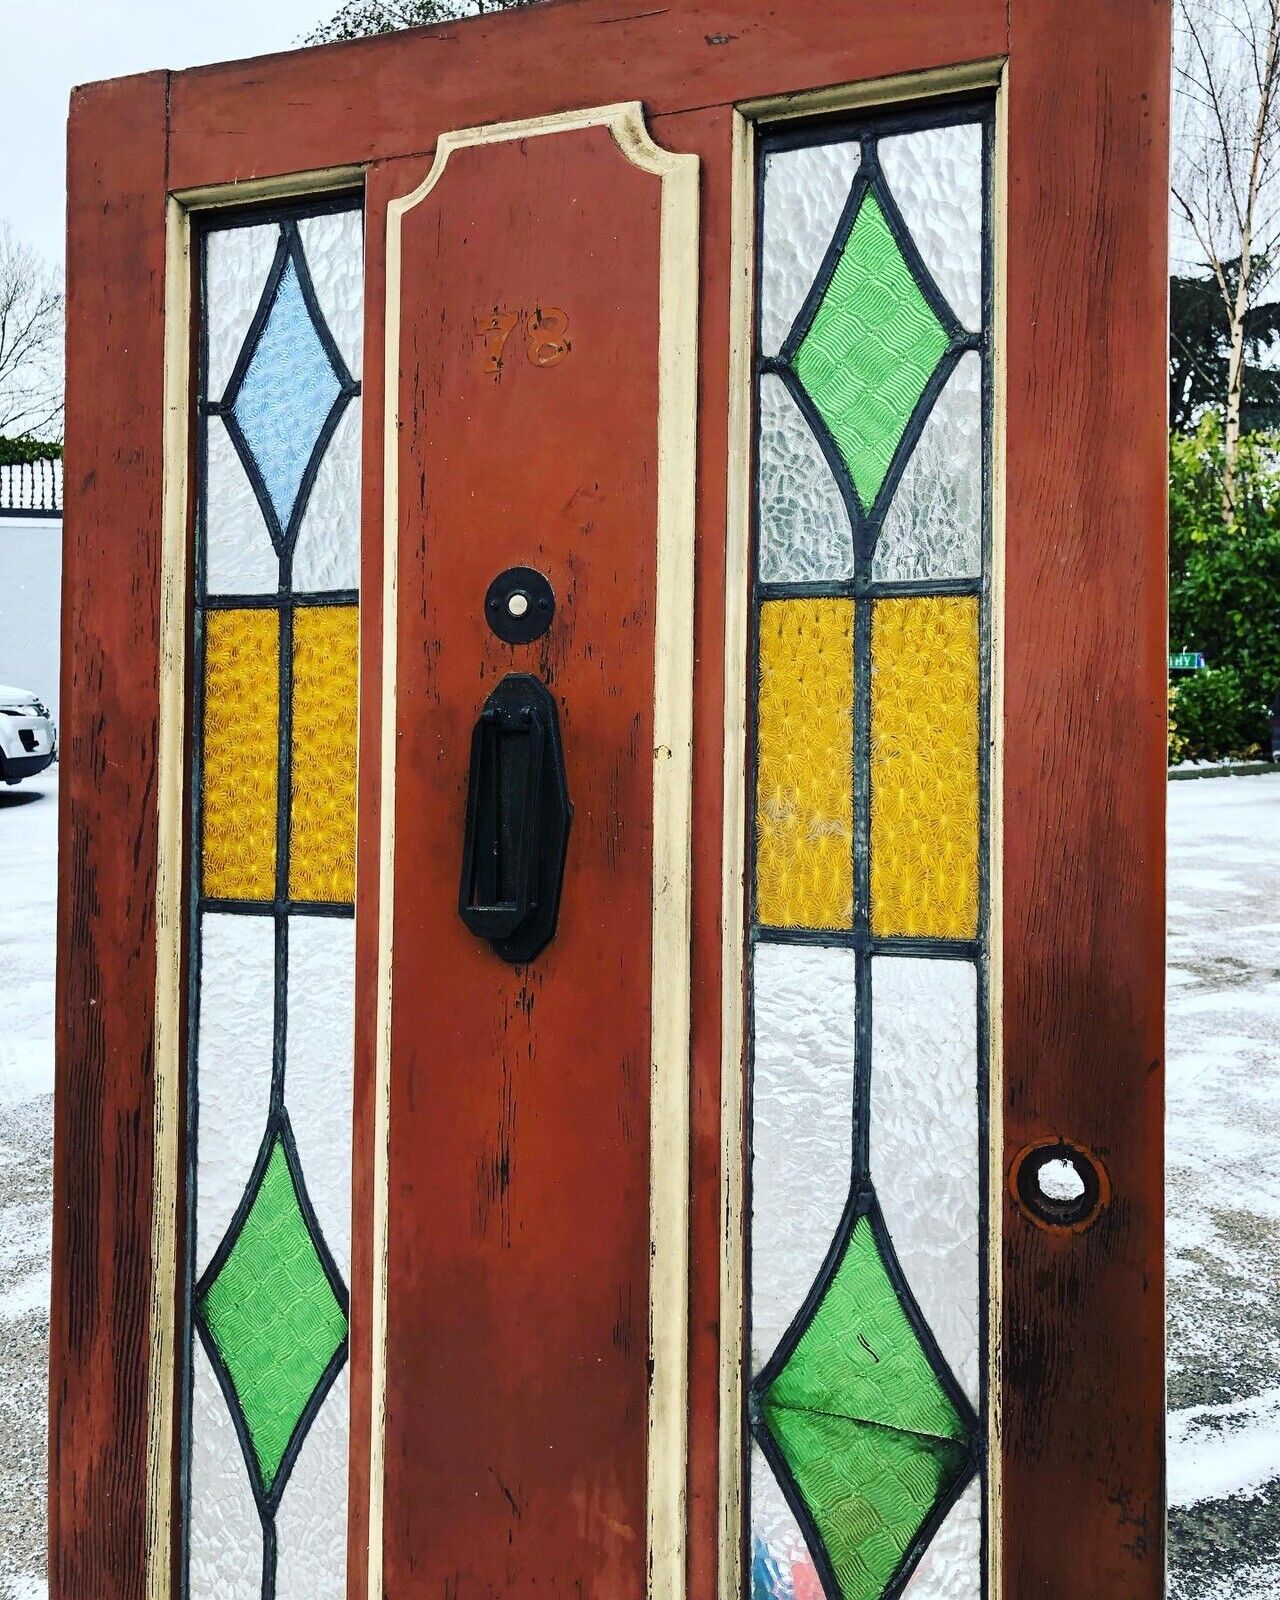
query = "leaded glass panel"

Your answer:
(746, 101), (992, 1600)
(184, 194), (363, 1600)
